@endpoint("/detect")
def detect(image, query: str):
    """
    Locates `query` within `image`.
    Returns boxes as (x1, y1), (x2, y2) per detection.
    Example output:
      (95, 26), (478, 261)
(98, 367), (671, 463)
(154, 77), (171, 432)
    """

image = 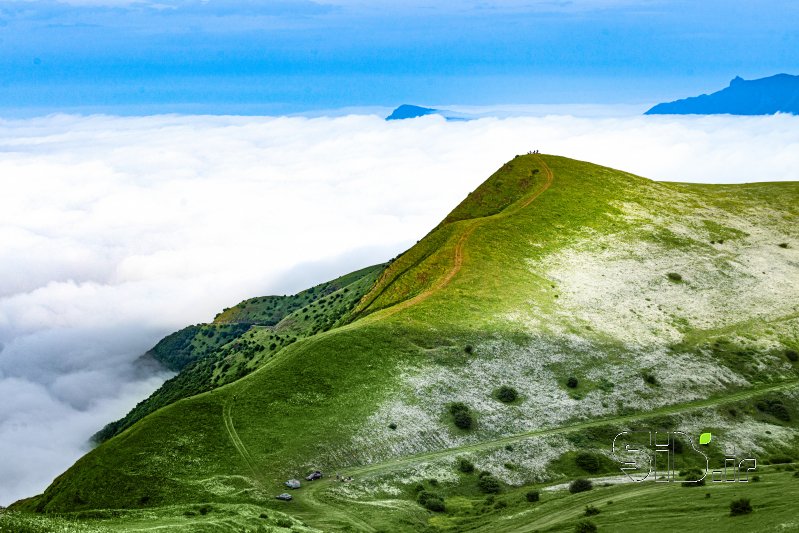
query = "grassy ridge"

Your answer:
(213, 265), (383, 326)
(146, 323), (252, 372)
(92, 264), (384, 444)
